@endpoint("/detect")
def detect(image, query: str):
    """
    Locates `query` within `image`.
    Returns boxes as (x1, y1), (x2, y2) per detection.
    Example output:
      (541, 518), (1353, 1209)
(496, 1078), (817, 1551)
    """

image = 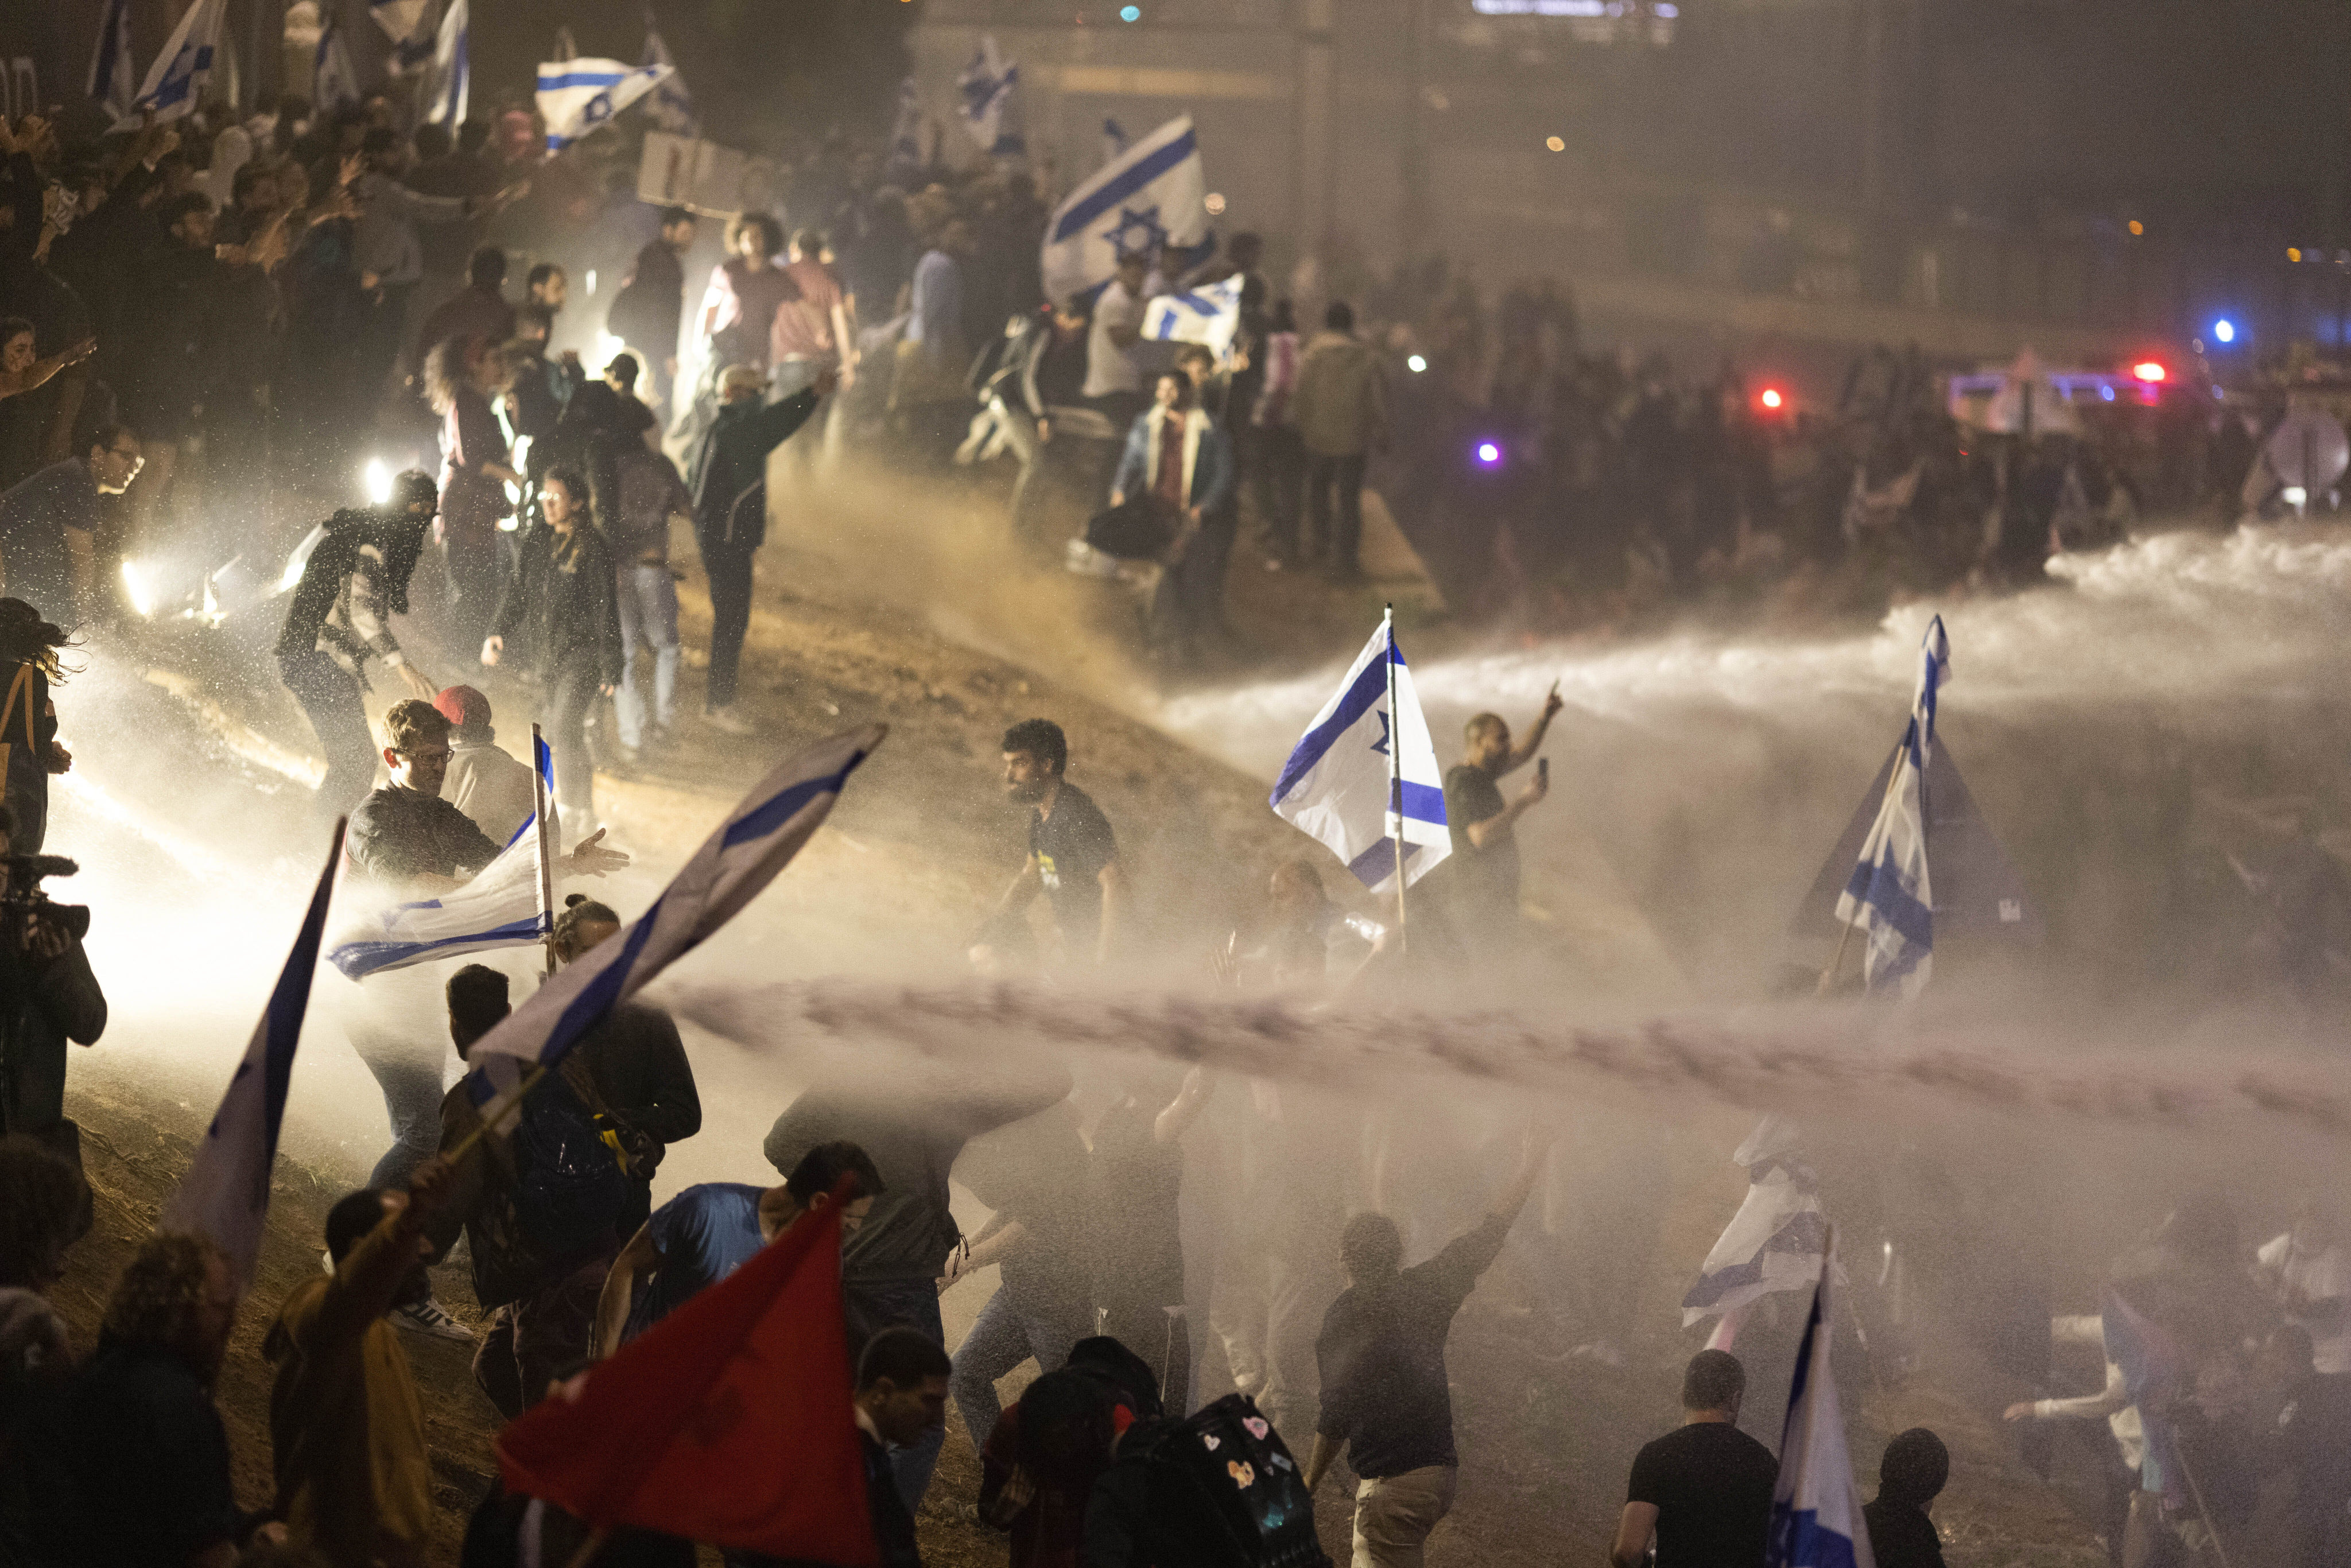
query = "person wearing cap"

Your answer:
(274, 471), (444, 825)
(436, 685), (548, 848)
(683, 360), (836, 735)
